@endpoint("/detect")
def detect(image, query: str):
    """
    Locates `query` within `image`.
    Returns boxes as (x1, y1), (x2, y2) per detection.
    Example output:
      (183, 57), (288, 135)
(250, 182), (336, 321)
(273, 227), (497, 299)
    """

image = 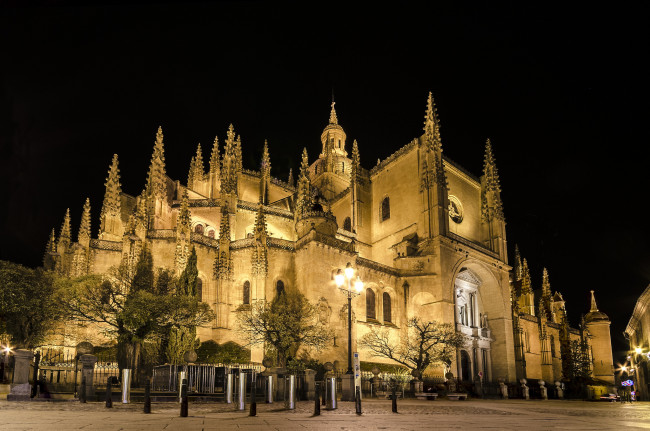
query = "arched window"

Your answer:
(343, 217), (352, 232)
(381, 197), (390, 221)
(243, 281), (250, 305)
(550, 335), (556, 358)
(366, 288), (376, 320)
(383, 292), (392, 323)
(195, 224), (204, 234)
(276, 280), (285, 297)
(197, 278), (203, 301)
(207, 229), (215, 238)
